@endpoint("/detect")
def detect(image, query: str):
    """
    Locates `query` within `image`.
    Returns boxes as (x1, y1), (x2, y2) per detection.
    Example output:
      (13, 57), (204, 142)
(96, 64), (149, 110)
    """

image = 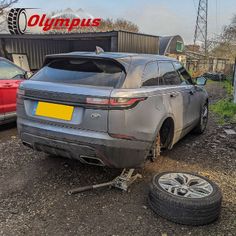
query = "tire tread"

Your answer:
(148, 172), (222, 226)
